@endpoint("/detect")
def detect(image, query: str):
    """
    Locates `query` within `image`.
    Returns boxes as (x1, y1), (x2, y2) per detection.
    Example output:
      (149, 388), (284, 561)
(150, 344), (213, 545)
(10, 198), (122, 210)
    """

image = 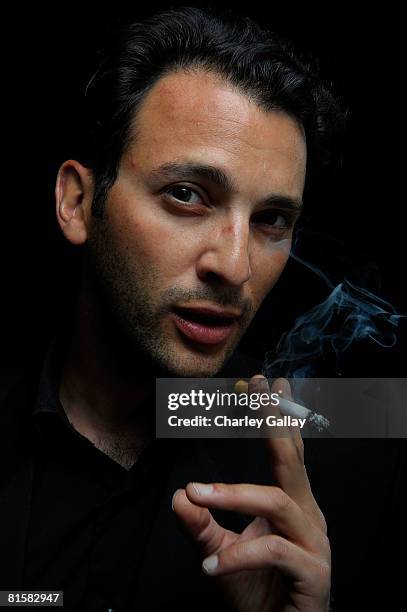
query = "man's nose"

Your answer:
(196, 220), (252, 287)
